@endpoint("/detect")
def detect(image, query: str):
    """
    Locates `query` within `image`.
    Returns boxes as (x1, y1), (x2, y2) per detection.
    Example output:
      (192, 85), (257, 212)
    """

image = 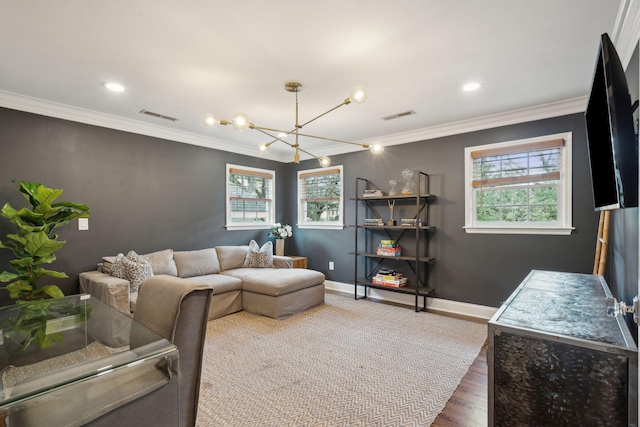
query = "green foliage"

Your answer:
(2, 299), (91, 350)
(0, 181), (90, 302)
